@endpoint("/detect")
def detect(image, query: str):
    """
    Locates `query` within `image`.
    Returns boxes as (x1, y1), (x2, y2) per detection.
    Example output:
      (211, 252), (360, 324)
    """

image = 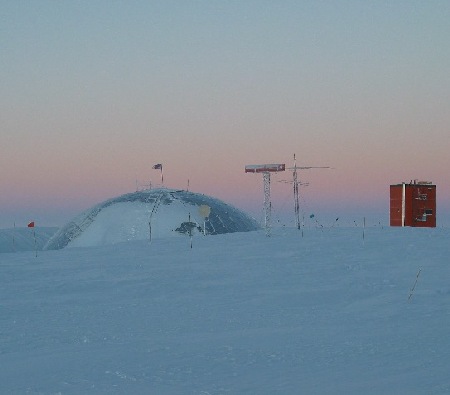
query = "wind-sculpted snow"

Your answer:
(2, 227), (450, 394)
(44, 188), (260, 249)
(0, 227), (57, 253)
